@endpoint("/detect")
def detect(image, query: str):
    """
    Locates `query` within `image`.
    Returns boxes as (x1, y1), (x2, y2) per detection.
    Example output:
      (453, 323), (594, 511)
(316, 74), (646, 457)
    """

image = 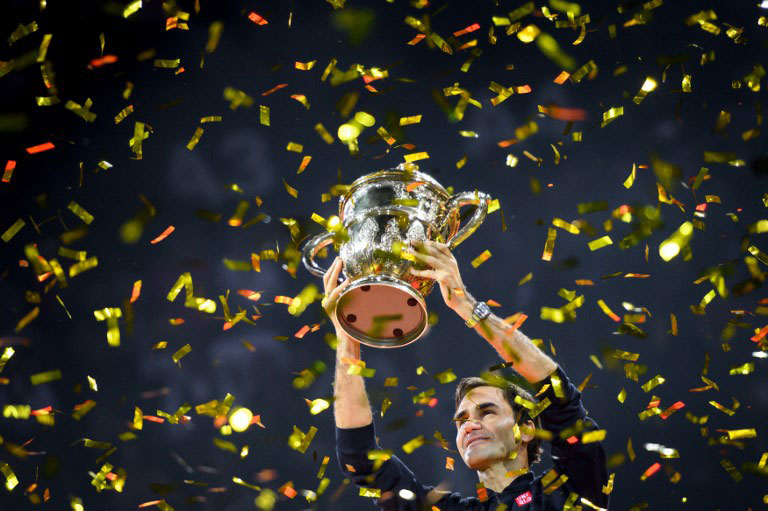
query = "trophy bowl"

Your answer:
(303, 165), (490, 348)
